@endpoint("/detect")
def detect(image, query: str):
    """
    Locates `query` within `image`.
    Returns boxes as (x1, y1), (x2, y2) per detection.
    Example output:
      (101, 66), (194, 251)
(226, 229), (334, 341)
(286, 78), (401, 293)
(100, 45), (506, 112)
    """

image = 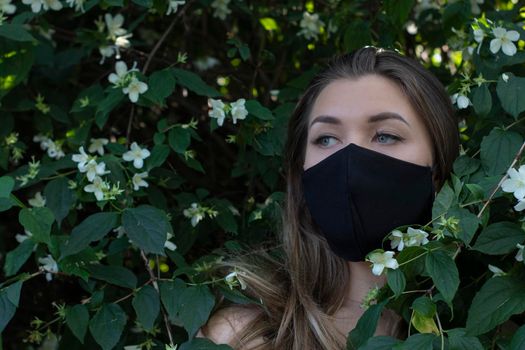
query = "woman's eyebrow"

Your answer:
(309, 112), (411, 129)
